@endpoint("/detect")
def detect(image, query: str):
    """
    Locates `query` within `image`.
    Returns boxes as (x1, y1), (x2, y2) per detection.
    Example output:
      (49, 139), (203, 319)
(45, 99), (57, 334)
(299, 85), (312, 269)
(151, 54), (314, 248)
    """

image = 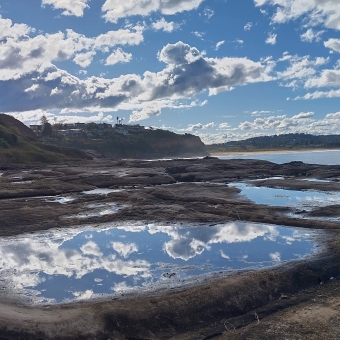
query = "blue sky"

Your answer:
(1, 0), (340, 143)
